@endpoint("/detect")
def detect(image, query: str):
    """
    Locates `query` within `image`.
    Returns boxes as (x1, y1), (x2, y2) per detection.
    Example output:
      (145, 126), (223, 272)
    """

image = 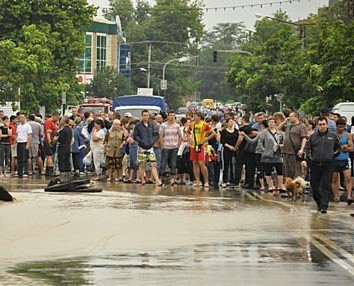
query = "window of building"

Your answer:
(96, 35), (107, 70)
(78, 34), (92, 74)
